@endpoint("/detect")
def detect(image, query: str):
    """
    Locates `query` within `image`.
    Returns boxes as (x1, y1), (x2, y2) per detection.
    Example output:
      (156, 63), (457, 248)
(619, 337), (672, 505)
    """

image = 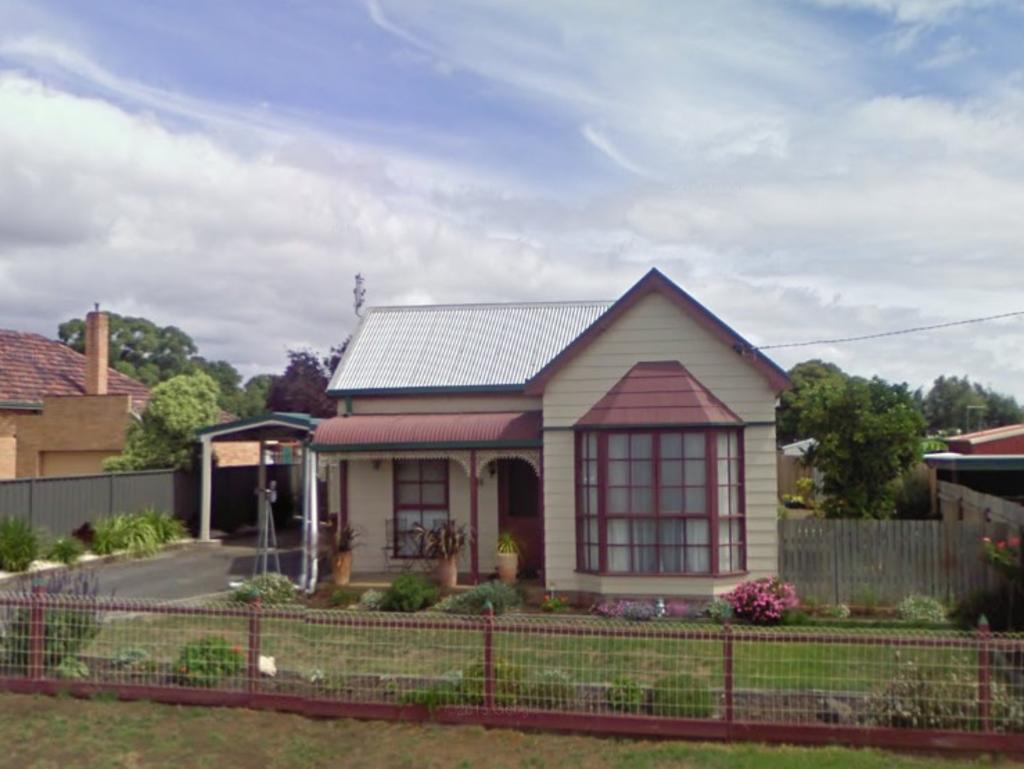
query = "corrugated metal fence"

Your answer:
(779, 518), (1018, 605)
(0, 470), (196, 535)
